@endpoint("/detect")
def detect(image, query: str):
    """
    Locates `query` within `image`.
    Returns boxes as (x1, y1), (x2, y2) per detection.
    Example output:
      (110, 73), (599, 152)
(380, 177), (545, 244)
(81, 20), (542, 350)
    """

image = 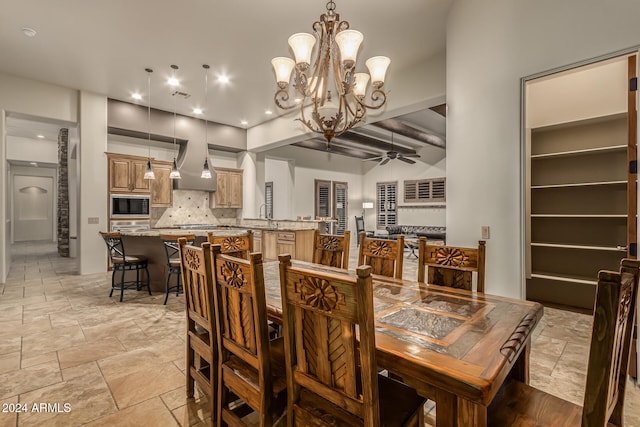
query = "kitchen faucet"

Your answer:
(258, 203), (271, 219)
